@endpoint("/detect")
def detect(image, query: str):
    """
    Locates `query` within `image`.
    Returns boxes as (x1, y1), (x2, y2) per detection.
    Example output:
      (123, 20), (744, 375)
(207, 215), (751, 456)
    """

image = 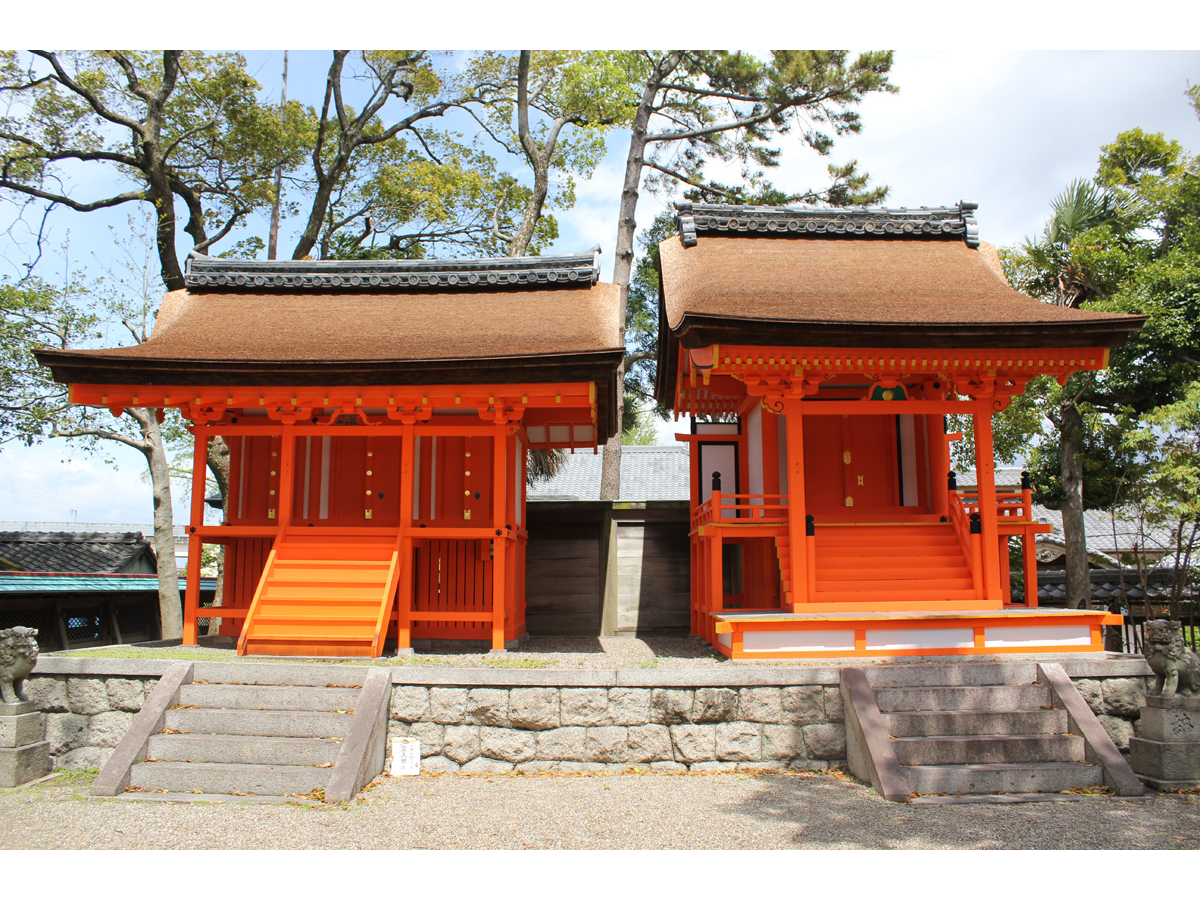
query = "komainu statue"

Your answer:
(0, 626), (39, 705)
(1143, 619), (1200, 698)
